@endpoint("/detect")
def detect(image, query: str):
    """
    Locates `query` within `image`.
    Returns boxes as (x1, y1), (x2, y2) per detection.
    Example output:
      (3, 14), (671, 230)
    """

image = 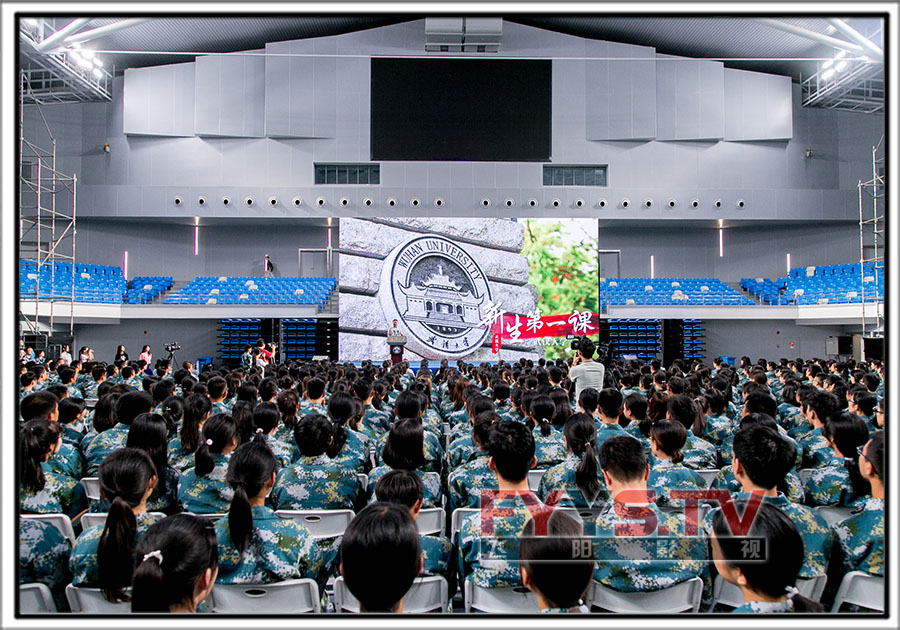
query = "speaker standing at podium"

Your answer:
(387, 319), (403, 338)
(387, 319), (406, 364)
